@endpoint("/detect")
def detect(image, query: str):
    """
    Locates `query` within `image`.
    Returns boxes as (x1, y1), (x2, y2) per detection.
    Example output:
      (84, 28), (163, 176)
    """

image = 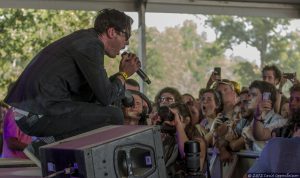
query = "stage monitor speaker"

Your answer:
(40, 125), (166, 178)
